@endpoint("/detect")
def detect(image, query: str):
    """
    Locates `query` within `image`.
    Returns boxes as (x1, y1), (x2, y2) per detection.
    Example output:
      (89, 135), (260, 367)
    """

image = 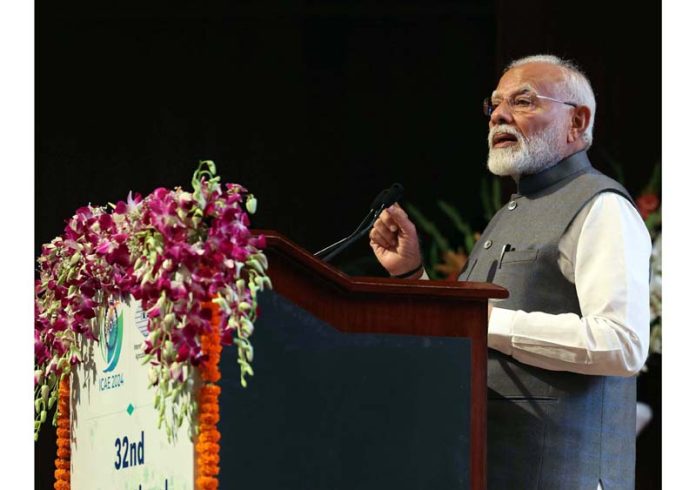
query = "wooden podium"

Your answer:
(217, 231), (507, 490)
